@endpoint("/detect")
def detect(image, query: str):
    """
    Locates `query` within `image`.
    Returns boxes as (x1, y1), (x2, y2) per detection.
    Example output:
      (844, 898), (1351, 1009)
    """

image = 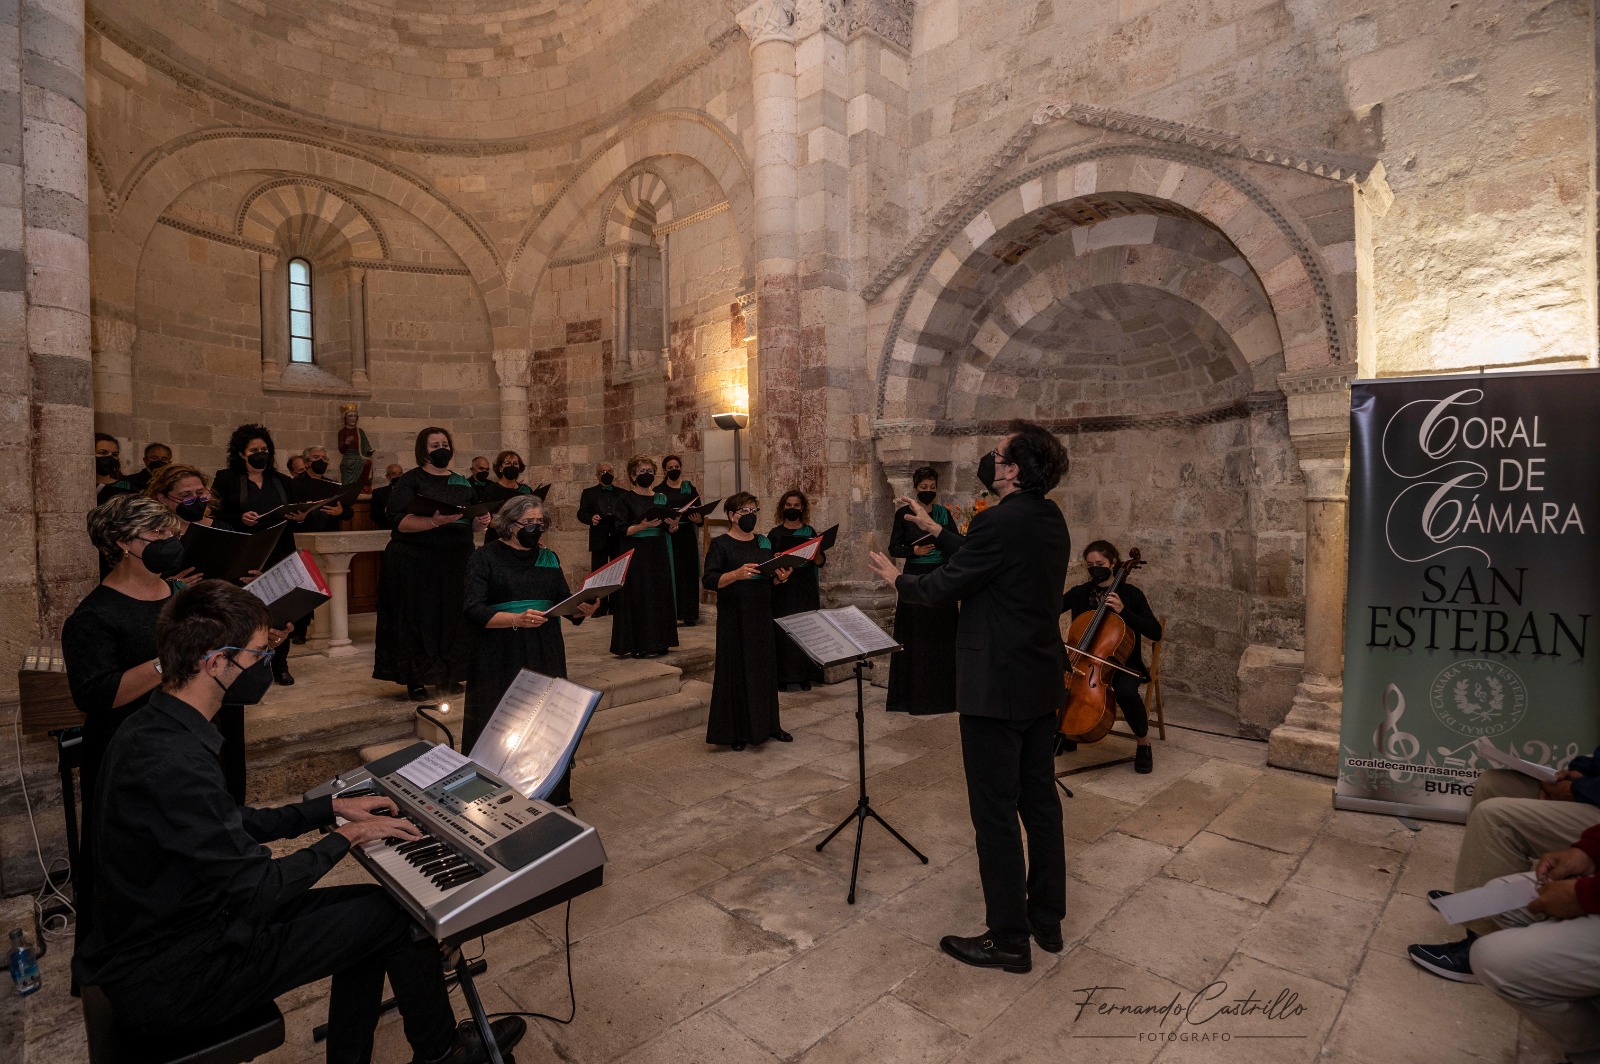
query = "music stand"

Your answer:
(776, 608), (929, 903)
